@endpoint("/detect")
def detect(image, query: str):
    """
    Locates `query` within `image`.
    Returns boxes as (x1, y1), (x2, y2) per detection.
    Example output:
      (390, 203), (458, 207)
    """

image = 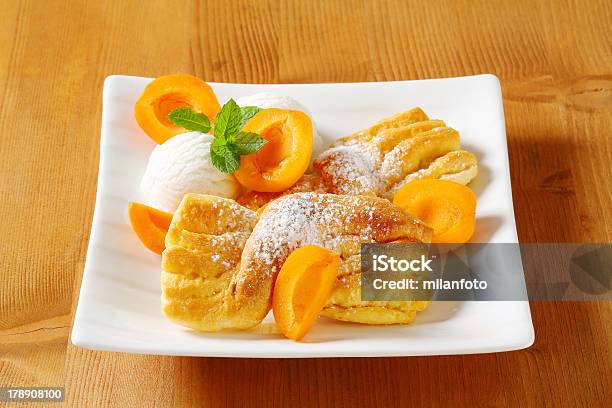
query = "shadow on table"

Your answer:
(506, 132), (586, 242)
